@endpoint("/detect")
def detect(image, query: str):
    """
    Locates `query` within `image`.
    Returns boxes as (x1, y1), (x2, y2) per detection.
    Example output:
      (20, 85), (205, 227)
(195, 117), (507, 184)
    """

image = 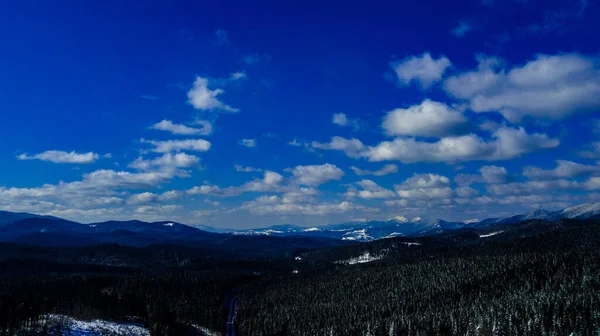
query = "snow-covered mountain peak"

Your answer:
(412, 217), (423, 222)
(559, 202), (600, 219)
(388, 216), (409, 223)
